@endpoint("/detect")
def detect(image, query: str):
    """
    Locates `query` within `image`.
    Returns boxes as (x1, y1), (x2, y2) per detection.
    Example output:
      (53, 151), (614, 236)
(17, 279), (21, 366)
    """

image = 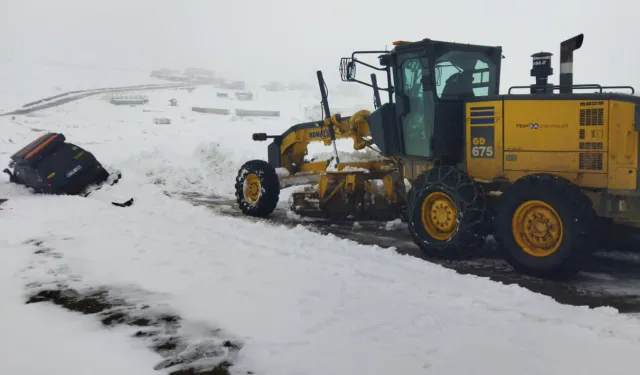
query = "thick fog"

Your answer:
(2, 0), (638, 91)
